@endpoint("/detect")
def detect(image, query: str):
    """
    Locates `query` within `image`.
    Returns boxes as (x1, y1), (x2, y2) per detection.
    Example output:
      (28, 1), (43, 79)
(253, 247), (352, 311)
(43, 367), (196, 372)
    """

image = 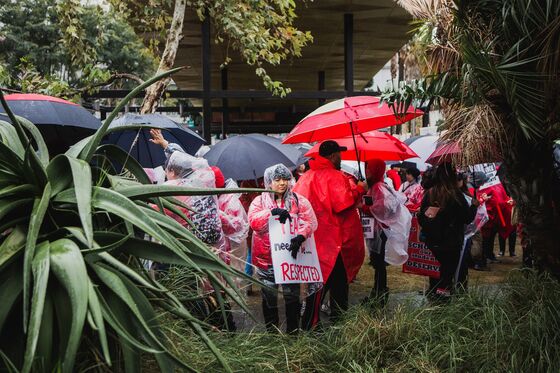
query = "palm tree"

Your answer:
(384, 0), (560, 276)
